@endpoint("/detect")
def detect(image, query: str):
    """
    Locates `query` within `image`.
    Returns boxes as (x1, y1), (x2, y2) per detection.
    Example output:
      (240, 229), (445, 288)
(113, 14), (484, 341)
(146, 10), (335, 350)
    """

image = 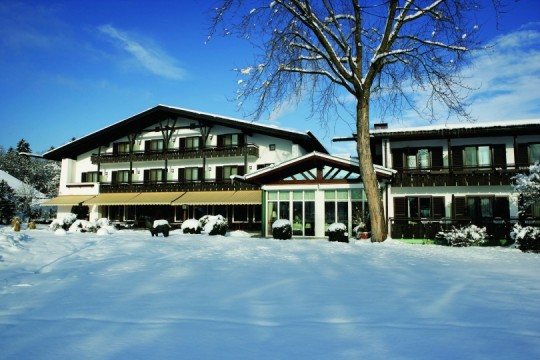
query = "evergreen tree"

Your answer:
(0, 180), (16, 224)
